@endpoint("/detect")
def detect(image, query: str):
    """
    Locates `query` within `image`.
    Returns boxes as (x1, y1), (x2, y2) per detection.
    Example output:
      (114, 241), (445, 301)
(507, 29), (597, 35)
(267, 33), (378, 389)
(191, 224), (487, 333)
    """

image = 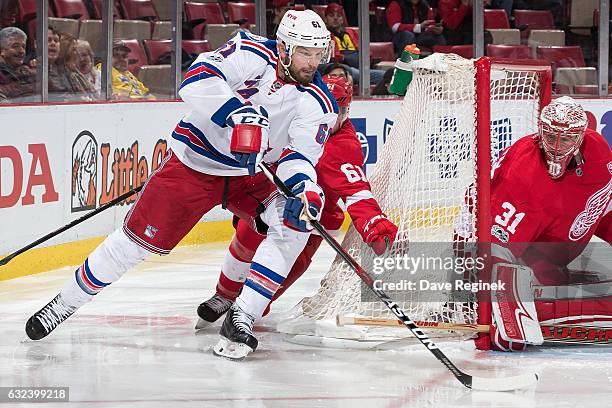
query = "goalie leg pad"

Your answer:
(491, 263), (544, 350)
